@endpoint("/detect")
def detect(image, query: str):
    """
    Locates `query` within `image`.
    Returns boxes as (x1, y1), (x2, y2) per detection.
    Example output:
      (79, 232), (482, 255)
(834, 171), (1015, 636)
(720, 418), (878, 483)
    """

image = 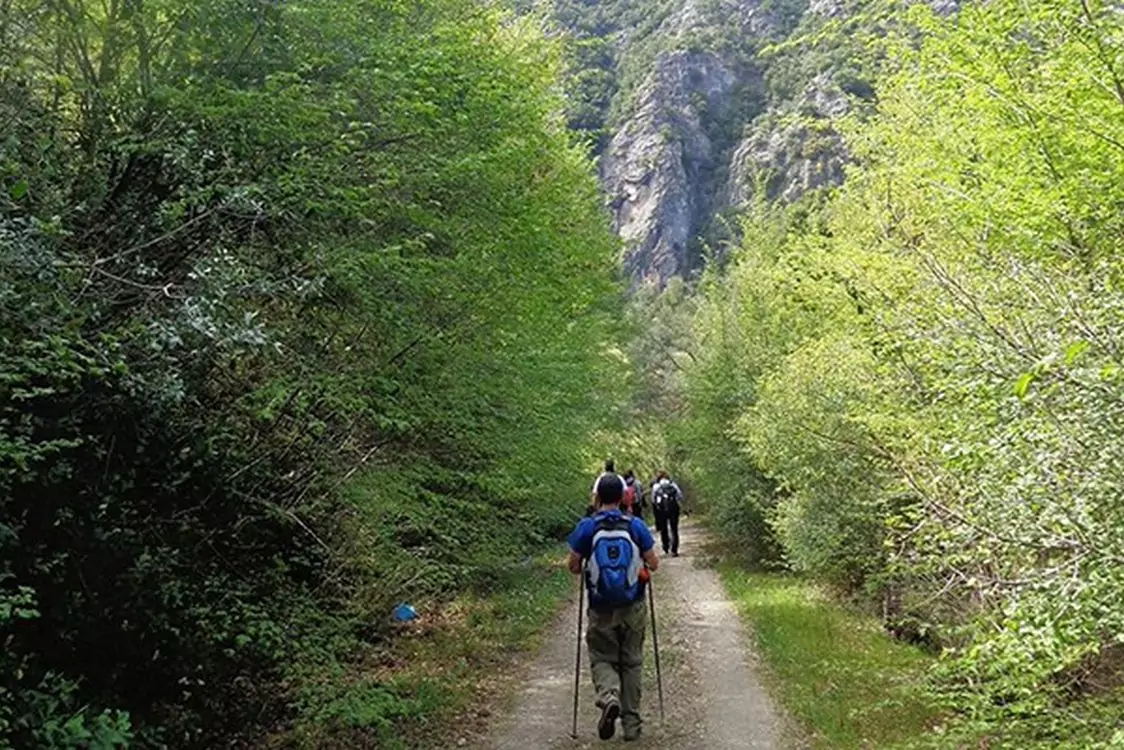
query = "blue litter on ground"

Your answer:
(393, 603), (418, 622)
